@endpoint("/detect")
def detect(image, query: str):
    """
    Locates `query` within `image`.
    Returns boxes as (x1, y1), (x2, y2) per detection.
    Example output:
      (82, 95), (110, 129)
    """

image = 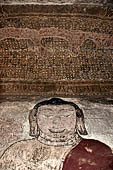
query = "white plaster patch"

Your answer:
(84, 147), (93, 153)
(78, 158), (96, 166)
